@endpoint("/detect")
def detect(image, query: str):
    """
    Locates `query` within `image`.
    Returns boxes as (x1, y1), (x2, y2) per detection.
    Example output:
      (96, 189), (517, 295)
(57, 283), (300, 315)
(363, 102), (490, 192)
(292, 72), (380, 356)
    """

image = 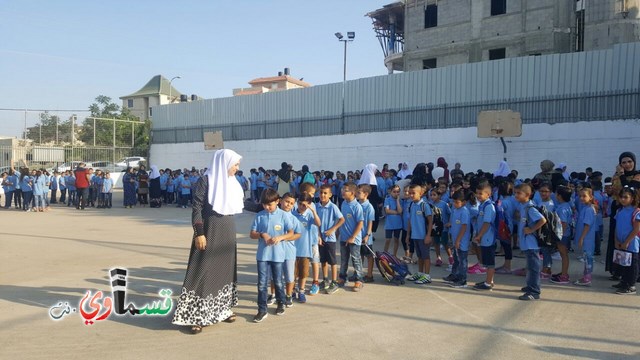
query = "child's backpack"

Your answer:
(494, 199), (512, 241)
(526, 205), (563, 248)
(429, 203), (444, 237)
(302, 172), (315, 185)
